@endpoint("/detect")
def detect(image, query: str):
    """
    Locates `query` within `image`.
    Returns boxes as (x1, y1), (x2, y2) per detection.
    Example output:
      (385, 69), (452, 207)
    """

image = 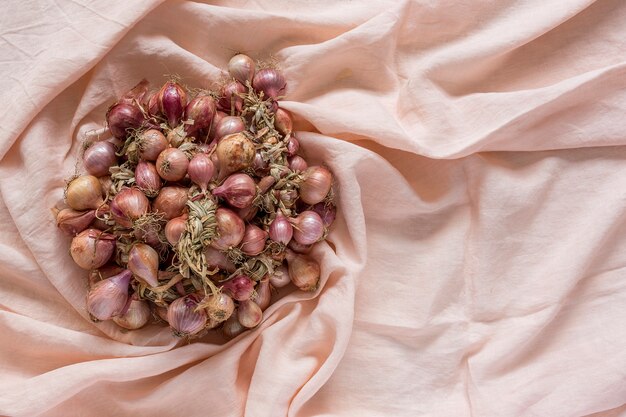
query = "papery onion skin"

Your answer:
(215, 133), (255, 180)
(215, 116), (246, 140)
(203, 293), (235, 322)
(128, 243), (159, 287)
(299, 166), (332, 205)
(106, 102), (145, 139)
(269, 211), (293, 245)
(274, 108), (292, 136)
(286, 136), (299, 156)
(167, 294), (207, 337)
(113, 296), (151, 329)
(153, 186), (189, 220)
(56, 208), (96, 236)
(237, 299), (263, 328)
(165, 215), (187, 246)
(218, 81), (245, 114)
(285, 250), (320, 292)
(185, 95), (216, 136)
(156, 148), (189, 182)
(220, 275), (255, 301)
(135, 161), (162, 196)
(70, 229), (116, 270)
(240, 224), (268, 256)
(109, 187), (150, 228)
(138, 129), (168, 161)
(210, 208), (245, 251)
(66, 175), (104, 211)
(269, 264), (291, 288)
(228, 54), (256, 84)
(86, 269), (132, 321)
(291, 210), (325, 245)
(158, 81), (188, 128)
(251, 278), (271, 311)
(252, 68), (286, 100)
(212, 173), (256, 209)
(83, 141), (118, 177)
